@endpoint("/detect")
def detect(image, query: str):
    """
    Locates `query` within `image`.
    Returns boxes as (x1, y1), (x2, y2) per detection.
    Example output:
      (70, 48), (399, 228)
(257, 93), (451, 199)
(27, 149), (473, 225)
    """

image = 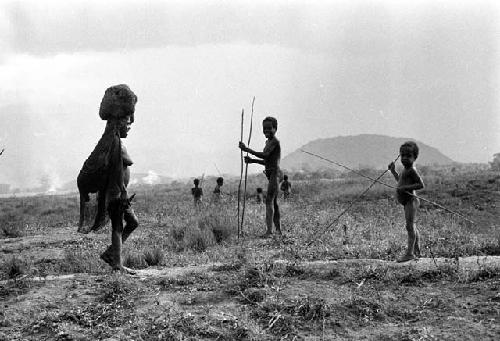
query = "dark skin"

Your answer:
(103, 116), (137, 274)
(239, 120), (281, 236)
(388, 145), (425, 262)
(80, 117), (131, 232)
(239, 121), (280, 171)
(192, 180), (203, 206)
(388, 147), (424, 203)
(117, 116), (132, 201)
